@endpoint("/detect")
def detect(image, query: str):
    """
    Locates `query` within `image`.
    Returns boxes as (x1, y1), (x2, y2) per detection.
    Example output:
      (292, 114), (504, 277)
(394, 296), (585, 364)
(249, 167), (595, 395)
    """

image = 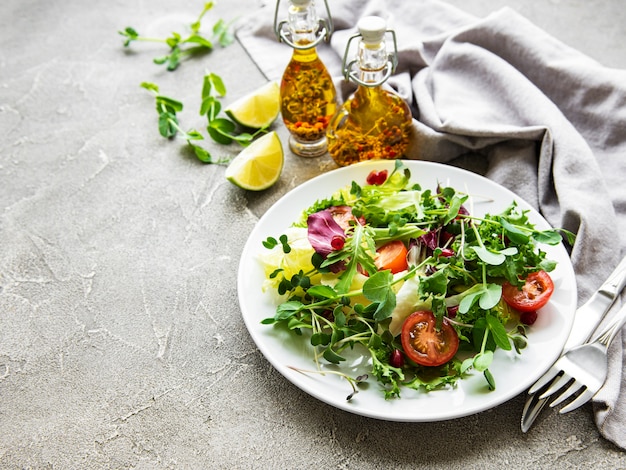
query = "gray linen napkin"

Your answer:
(237, 0), (626, 448)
